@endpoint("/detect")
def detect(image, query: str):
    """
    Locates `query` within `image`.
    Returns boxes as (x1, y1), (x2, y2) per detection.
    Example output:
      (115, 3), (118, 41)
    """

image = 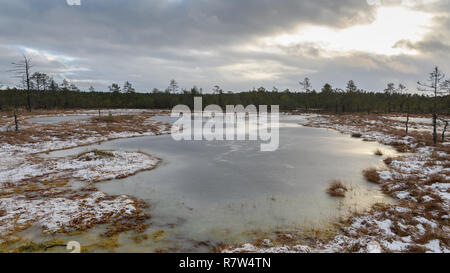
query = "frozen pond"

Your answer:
(26, 115), (93, 124)
(25, 109), (163, 124)
(41, 115), (397, 252)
